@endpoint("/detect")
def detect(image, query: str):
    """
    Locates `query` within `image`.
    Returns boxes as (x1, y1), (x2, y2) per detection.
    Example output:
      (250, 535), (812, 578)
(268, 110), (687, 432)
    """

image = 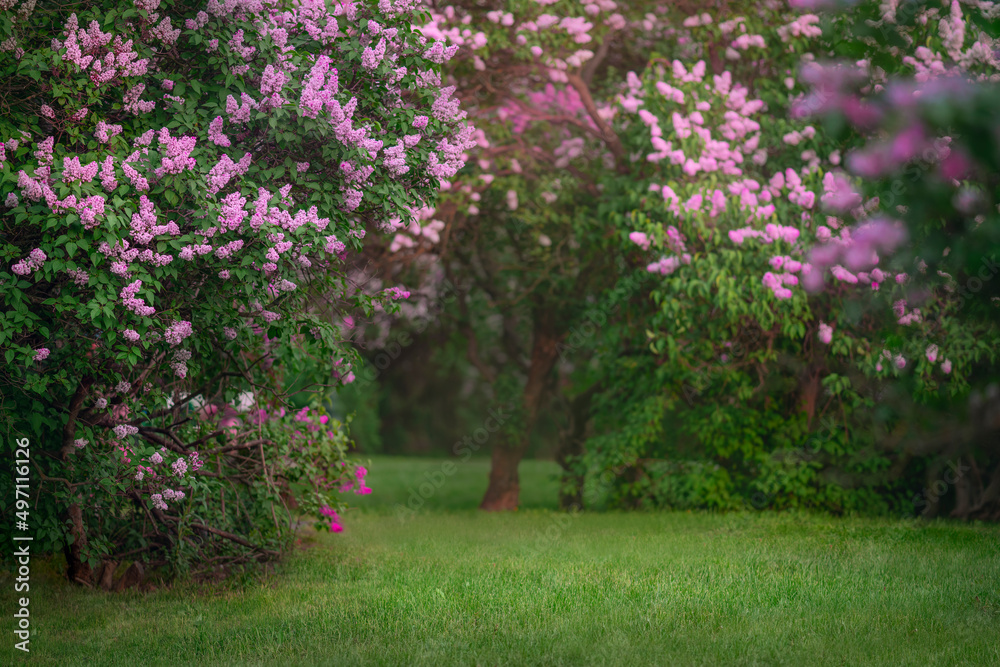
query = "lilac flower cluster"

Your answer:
(11, 248), (46, 276)
(164, 320), (193, 346)
(120, 280), (156, 316)
(170, 349), (191, 378)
